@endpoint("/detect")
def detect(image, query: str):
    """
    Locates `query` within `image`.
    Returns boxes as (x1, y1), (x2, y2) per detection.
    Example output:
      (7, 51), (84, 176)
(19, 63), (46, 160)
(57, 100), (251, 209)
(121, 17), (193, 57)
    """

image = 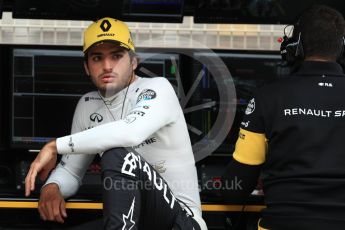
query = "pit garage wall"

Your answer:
(0, 12), (284, 50)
